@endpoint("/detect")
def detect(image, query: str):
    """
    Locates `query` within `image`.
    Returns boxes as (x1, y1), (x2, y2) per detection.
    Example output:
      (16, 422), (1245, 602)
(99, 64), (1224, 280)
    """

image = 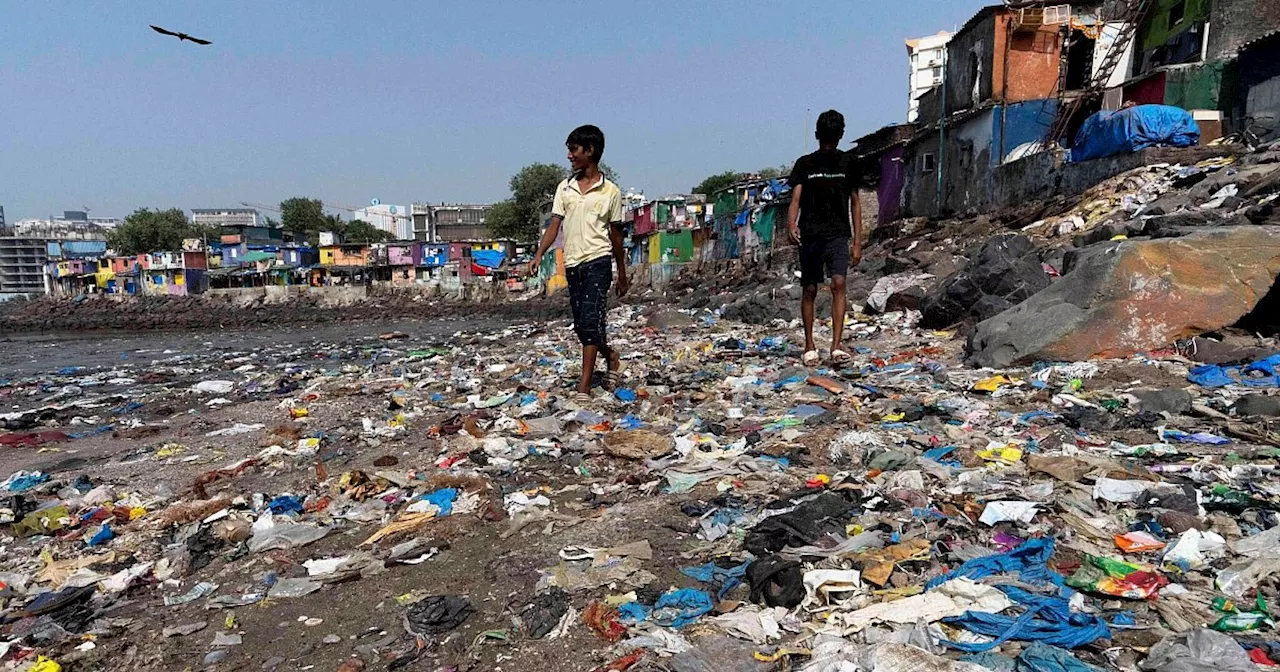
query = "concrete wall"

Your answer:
(994, 150), (1062, 206)
(939, 9), (1061, 113)
(1208, 0), (1280, 61)
(1001, 15), (1063, 104)
(950, 108), (997, 212)
(992, 144), (1238, 210)
(904, 108), (999, 217)
(946, 11), (997, 113)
